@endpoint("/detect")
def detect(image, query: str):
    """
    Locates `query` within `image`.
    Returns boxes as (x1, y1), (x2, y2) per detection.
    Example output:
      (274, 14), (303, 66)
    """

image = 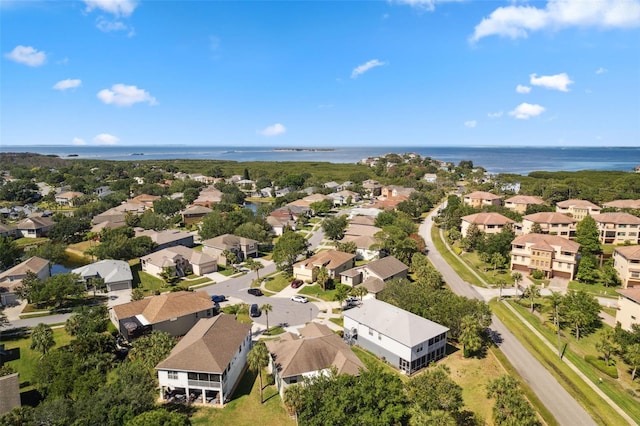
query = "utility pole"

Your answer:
(556, 304), (562, 359)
